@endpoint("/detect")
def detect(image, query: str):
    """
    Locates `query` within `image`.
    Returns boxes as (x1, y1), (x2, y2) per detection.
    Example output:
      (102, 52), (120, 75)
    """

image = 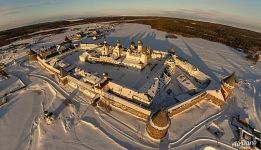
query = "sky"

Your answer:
(0, 0), (261, 32)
